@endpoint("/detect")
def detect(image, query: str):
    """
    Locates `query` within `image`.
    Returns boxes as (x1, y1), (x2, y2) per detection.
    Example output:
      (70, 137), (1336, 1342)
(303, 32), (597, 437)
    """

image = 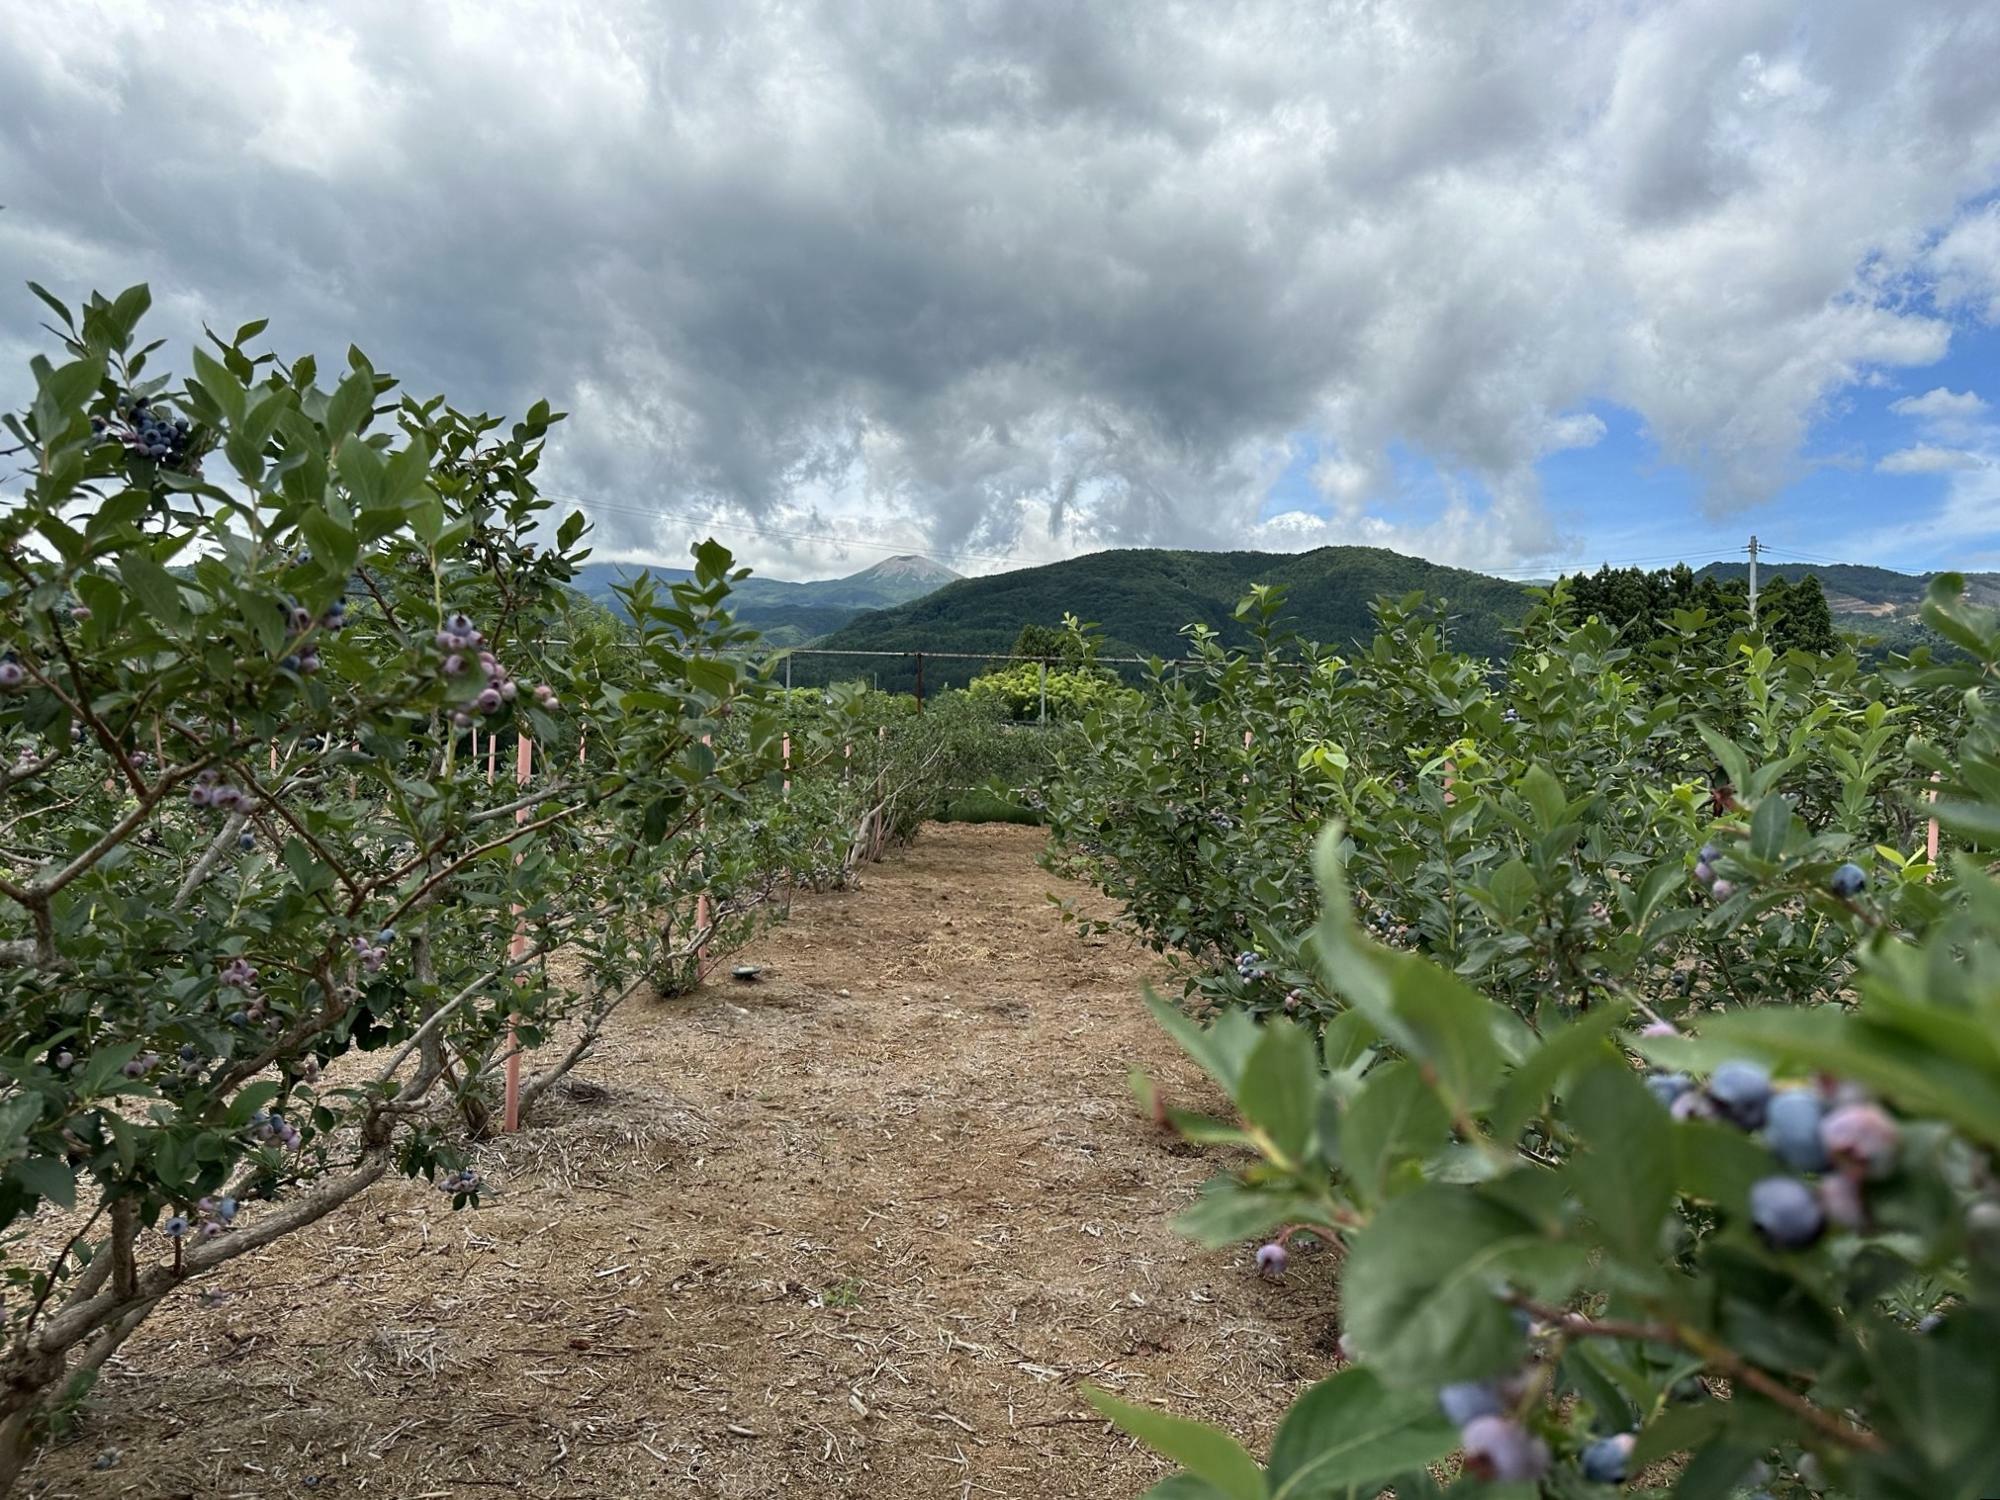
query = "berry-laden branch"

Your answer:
(1506, 1295), (1886, 1454)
